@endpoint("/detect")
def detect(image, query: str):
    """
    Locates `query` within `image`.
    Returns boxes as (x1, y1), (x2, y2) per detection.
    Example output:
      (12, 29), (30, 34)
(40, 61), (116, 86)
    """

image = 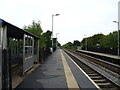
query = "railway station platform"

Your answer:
(15, 49), (98, 89)
(78, 50), (120, 60)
